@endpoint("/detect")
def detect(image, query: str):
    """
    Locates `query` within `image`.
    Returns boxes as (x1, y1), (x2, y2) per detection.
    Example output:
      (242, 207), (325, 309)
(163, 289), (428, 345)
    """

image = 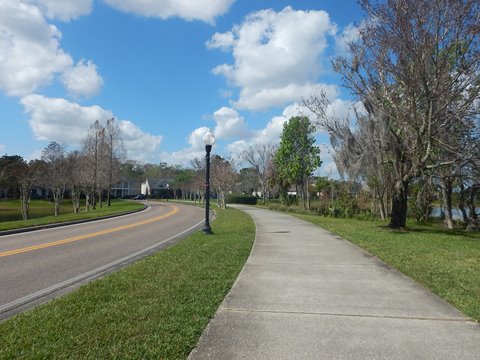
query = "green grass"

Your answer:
(293, 213), (480, 322)
(0, 207), (255, 359)
(0, 200), (145, 231)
